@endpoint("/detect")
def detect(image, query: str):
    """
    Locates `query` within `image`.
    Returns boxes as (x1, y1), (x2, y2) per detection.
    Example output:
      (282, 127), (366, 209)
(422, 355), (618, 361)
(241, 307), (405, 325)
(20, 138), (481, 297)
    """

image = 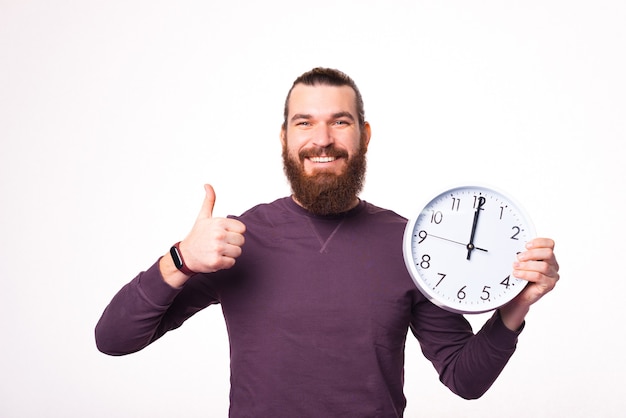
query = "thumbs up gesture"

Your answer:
(185, 184), (246, 272)
(161, 184), (246, 287)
